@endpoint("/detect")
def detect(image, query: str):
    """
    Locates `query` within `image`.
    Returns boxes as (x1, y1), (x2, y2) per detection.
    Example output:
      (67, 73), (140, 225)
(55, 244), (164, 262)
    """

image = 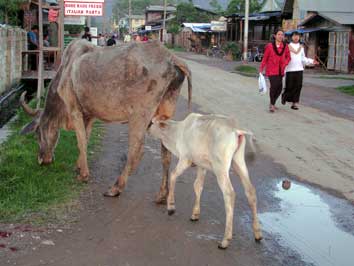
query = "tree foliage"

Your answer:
(209, 0), (223, 13)
(174, 2), (218, 23)
(225, 0), (264, 15)
(0, 0), (26, 25)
